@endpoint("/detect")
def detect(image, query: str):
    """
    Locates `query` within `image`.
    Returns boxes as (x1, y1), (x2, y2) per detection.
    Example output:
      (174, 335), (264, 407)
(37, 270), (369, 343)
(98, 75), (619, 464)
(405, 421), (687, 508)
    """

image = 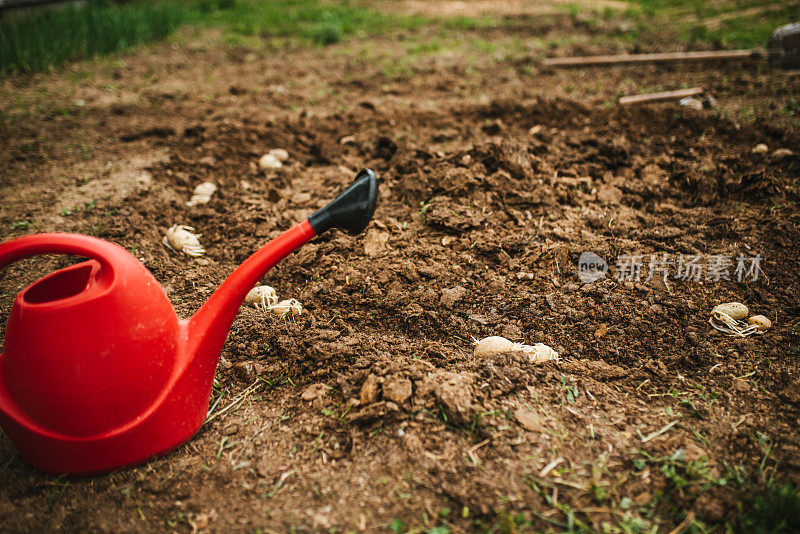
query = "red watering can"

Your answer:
(0, 169), (378, 474)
